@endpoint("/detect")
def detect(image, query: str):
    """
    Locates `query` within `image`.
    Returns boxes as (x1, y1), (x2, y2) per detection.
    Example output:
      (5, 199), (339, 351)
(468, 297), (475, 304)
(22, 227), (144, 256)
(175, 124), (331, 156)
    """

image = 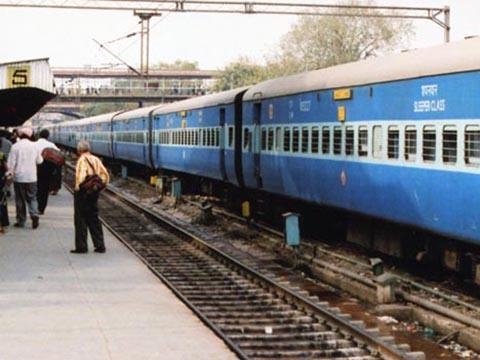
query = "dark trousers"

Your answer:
(14, 182), (39, 225)
(37, 162), (55, 213)
(74, 191), (105, 251)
